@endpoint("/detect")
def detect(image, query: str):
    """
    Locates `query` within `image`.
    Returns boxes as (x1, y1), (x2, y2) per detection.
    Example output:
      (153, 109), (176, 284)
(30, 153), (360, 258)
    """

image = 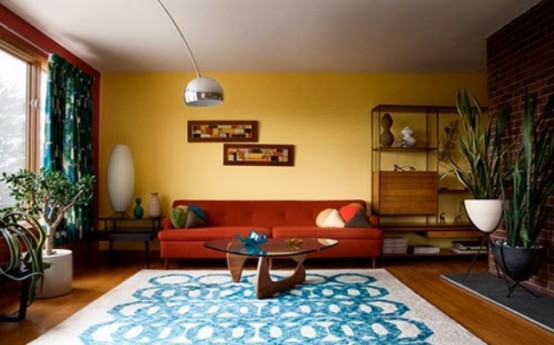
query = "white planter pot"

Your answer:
(36, 249), (73, 298)
(464, 199), (503, 233)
